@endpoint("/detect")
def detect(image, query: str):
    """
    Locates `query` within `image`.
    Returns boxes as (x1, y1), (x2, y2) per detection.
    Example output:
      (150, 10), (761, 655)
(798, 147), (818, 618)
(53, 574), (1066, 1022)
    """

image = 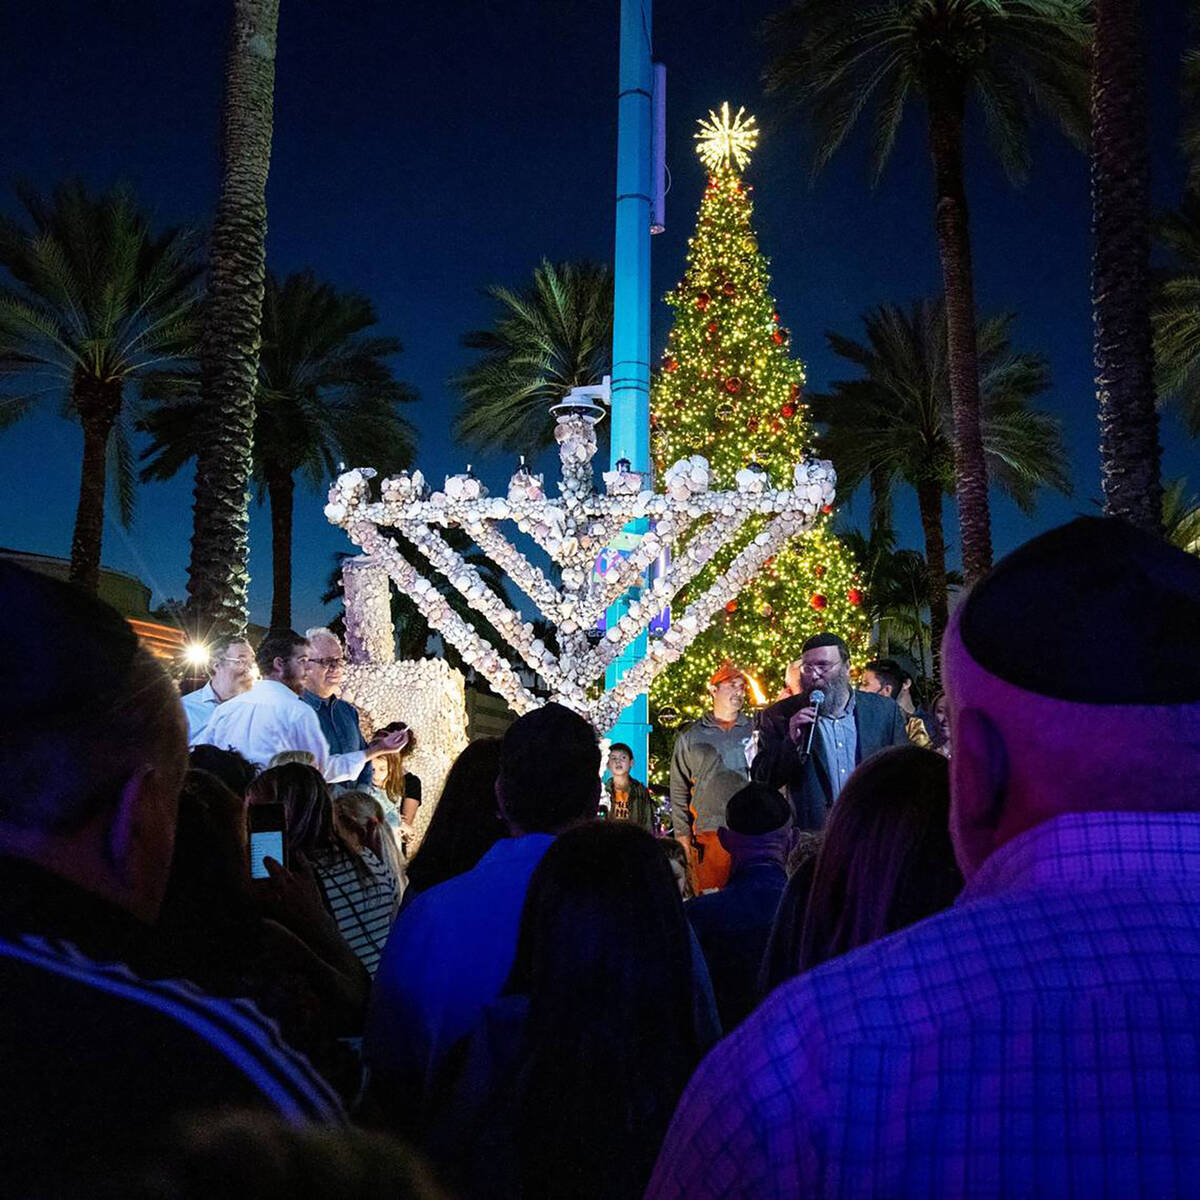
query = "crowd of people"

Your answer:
(3, 514), (1200, 1197)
